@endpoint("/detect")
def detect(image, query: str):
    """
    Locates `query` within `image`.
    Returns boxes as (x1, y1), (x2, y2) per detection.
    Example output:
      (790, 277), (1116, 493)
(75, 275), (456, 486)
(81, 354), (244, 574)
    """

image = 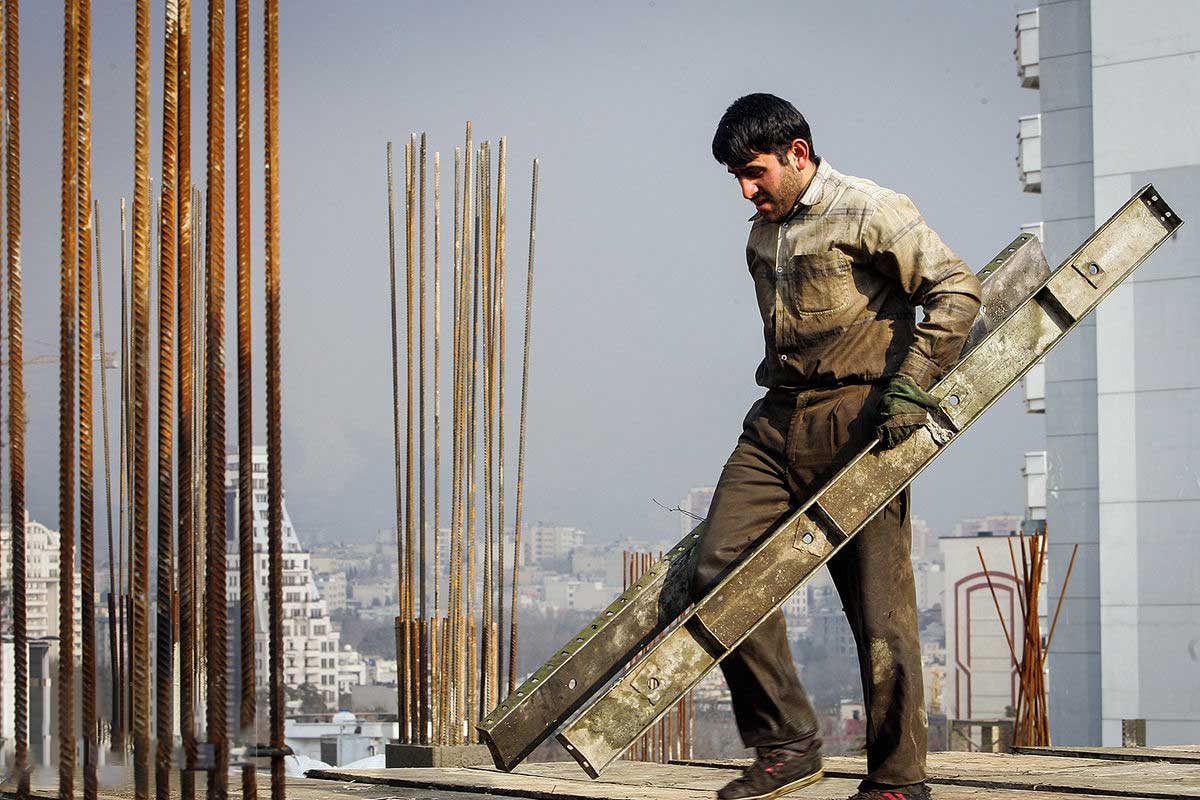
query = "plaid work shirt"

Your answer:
(746, 158), (982, 390)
